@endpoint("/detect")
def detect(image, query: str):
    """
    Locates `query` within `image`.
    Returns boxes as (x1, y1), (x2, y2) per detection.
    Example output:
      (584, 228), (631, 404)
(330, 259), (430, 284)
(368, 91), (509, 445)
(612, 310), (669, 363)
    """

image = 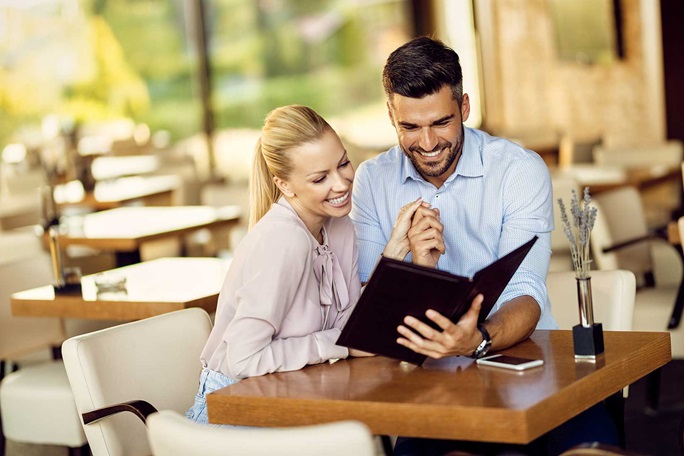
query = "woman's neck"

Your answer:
(284, 197), (325, 244)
